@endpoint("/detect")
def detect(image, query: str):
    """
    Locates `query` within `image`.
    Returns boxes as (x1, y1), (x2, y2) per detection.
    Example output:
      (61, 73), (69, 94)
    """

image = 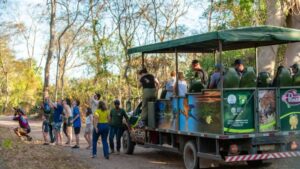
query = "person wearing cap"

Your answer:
(291, 63), (300, 85)
(209, 64), (222, 89)
(234, 59), (245, 77)
(109, 100), (129, 154)
(138, 68), (159, 125)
